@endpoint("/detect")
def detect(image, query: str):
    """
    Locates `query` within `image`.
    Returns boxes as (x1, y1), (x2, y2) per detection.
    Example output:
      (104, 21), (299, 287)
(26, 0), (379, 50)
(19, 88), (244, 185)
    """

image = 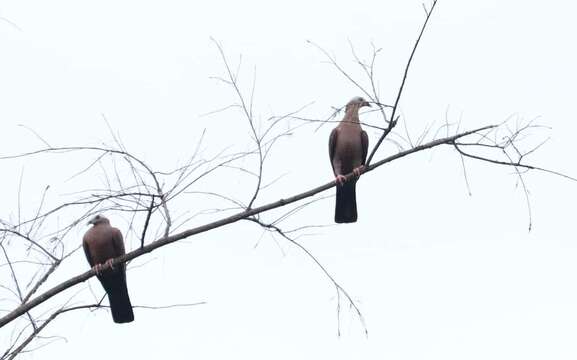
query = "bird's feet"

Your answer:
(93, 263), (104, 275)
(353, 165), (365, 178)
(104, 258), (115, 270)
(92, 259), (115, 275)
(335, 174), (347, 186)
